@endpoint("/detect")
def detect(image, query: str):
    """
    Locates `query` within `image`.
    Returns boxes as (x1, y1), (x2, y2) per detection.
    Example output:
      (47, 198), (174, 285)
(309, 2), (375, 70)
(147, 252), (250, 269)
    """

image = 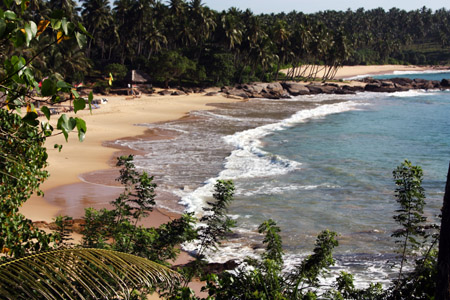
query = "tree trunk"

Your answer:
(436, 162), (450, 300)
